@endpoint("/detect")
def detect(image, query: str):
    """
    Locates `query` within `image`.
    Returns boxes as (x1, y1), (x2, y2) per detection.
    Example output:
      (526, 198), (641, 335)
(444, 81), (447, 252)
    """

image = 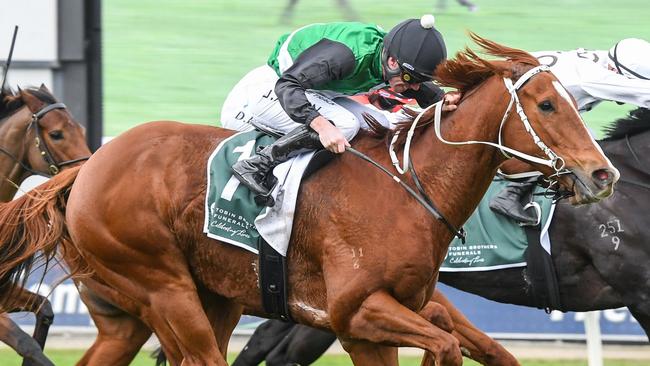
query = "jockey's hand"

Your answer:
(309, 116), (350, 154)
(441, 91), (462, 112)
